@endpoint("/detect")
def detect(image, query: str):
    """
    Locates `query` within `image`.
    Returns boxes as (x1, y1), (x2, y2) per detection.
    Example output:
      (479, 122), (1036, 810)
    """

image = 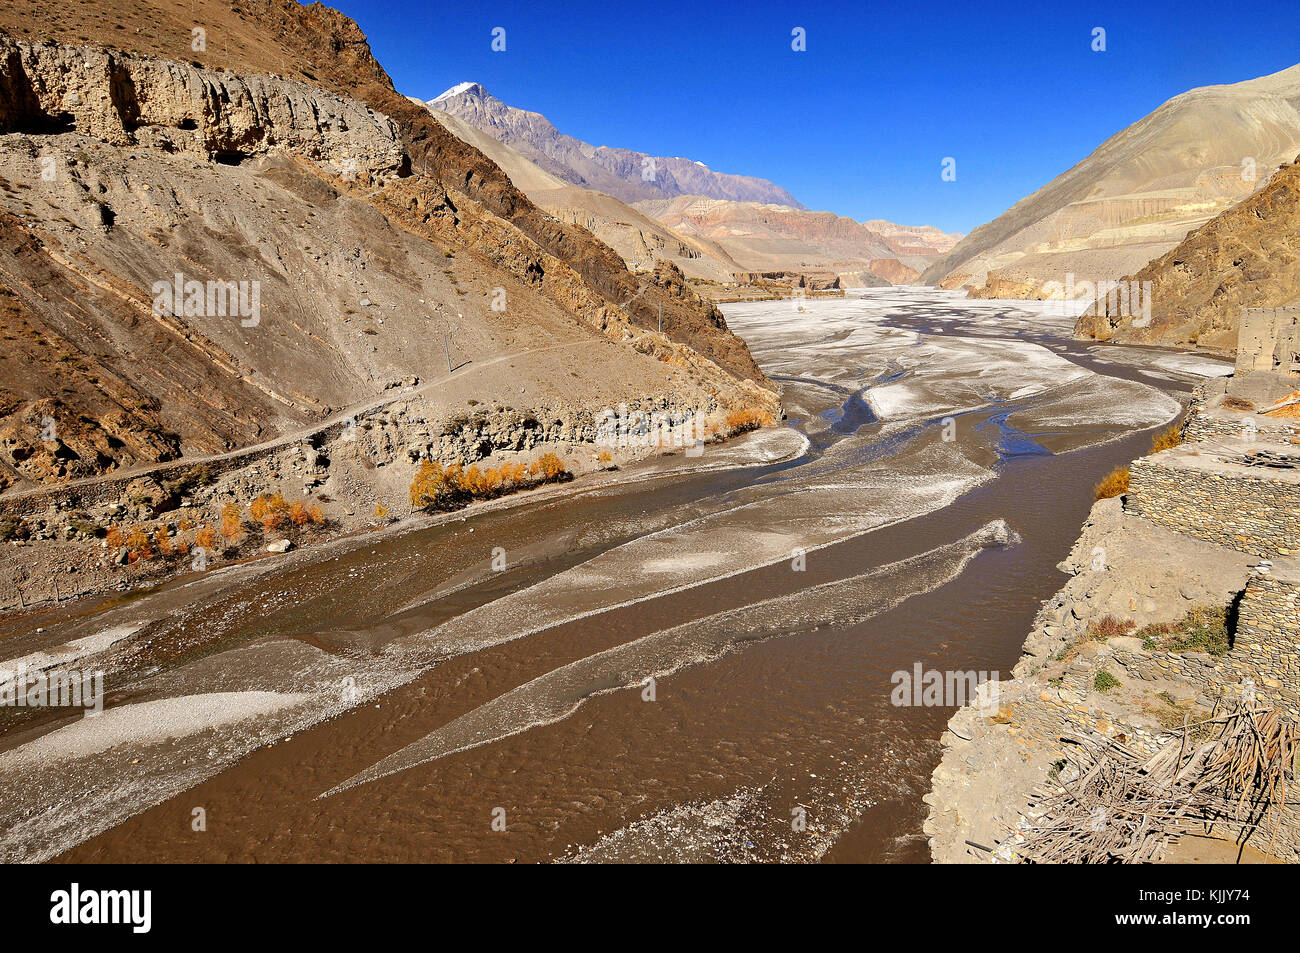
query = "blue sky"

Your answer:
(327, 0), (1300, 234)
